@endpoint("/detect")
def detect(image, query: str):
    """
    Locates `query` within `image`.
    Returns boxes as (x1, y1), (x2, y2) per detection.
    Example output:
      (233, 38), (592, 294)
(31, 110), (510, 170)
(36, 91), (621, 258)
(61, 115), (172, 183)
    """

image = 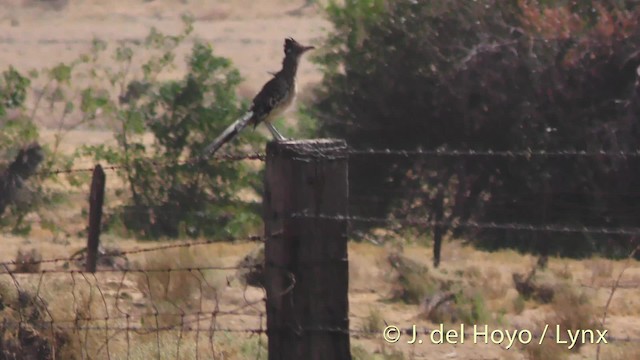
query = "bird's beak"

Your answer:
(303, 45), (315, 52)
